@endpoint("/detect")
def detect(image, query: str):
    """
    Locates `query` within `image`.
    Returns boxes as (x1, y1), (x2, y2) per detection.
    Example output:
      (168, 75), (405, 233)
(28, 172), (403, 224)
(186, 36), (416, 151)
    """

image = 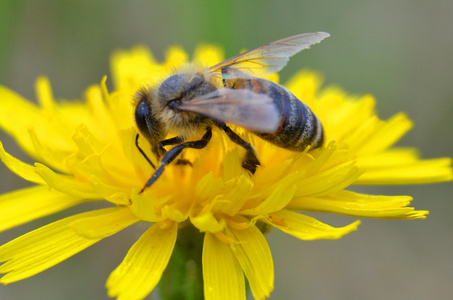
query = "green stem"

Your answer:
(158, 224), (205, 300)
